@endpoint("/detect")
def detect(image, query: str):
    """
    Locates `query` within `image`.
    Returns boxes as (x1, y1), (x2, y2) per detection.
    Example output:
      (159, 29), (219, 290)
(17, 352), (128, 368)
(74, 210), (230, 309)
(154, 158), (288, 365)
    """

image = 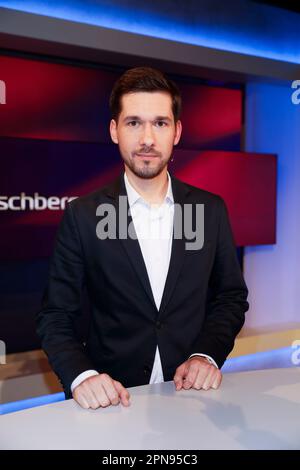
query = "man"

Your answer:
(36, 67), (249, 410)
